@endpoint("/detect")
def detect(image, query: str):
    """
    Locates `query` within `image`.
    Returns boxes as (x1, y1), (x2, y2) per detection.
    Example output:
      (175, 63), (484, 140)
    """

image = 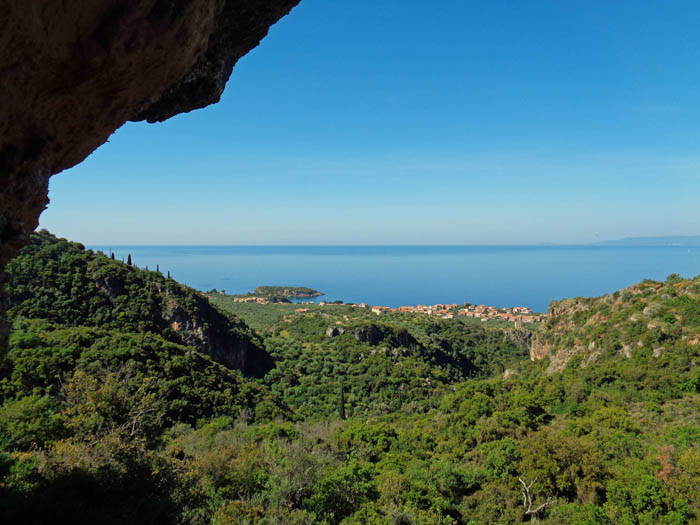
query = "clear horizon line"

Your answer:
(87, 242), (576, 246)
(84, 242), (700, 248)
